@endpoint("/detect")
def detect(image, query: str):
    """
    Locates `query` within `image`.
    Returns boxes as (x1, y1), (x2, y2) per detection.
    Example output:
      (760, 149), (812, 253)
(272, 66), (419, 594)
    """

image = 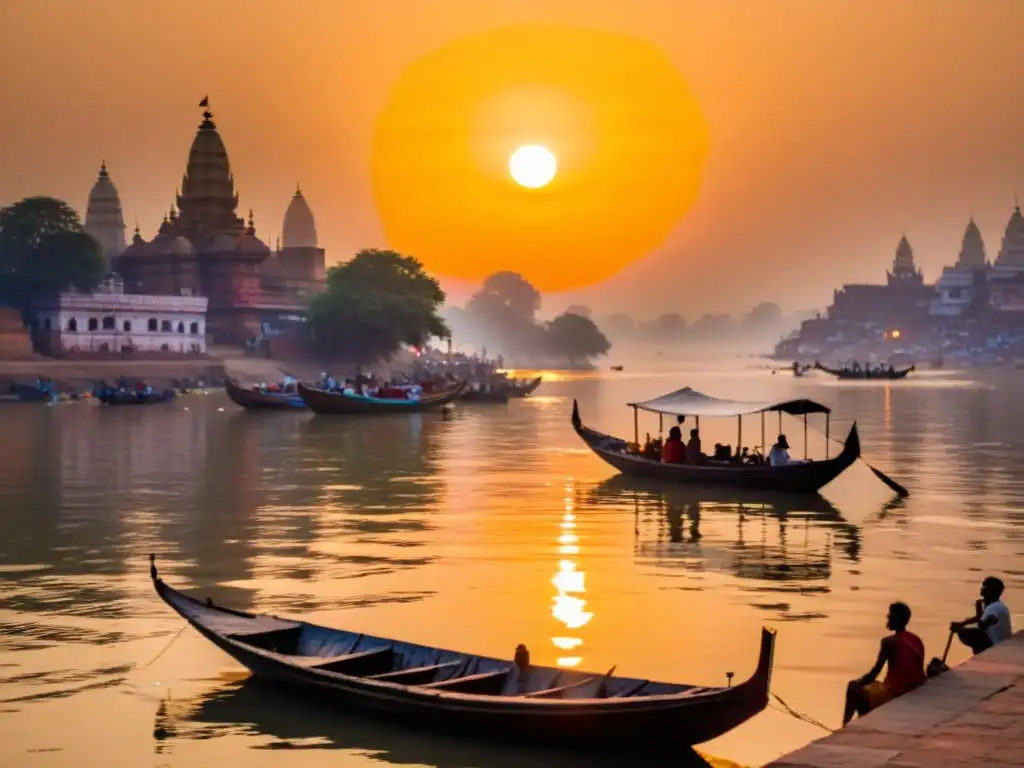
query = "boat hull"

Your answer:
(97, 389), (176, 405)
(814, 362), (914, 380)
(225, 380), (306, 410)
(298, 381), (467, 415)
(152, 574), (772, 748)
(573, 403), (859, 495)
(458, 388), (511, 403)
(508, 376), (542, 398)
